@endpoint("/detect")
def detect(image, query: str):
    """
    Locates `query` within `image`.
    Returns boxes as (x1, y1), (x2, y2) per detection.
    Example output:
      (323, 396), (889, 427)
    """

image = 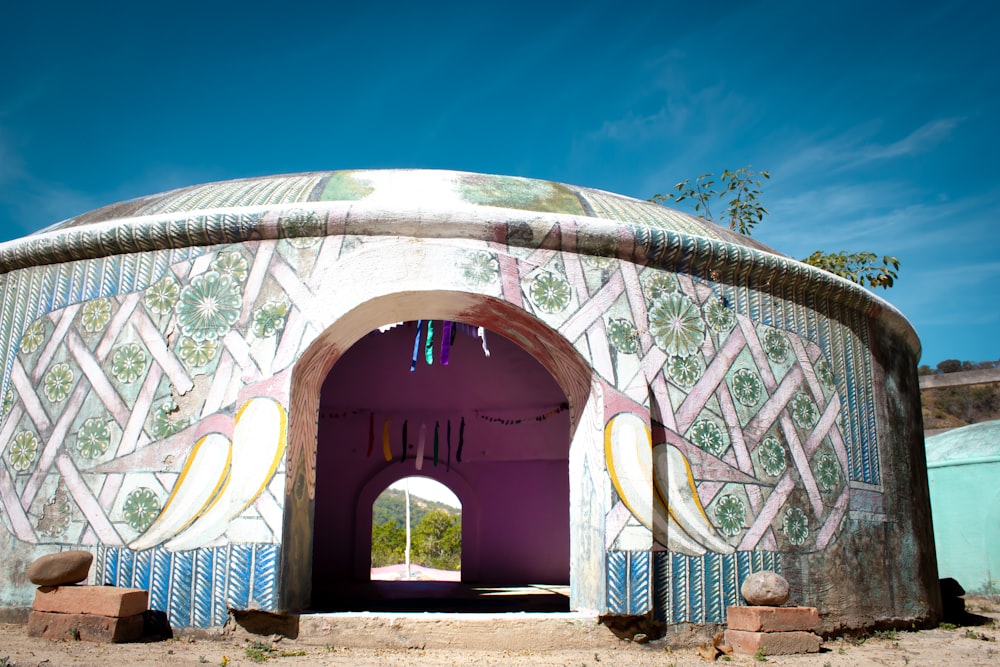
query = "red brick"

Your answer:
(33, 586), (148, 618)
(27, 610), (145, 643)
(725, 629), (822, 655)
(726, 605), (820, 632)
